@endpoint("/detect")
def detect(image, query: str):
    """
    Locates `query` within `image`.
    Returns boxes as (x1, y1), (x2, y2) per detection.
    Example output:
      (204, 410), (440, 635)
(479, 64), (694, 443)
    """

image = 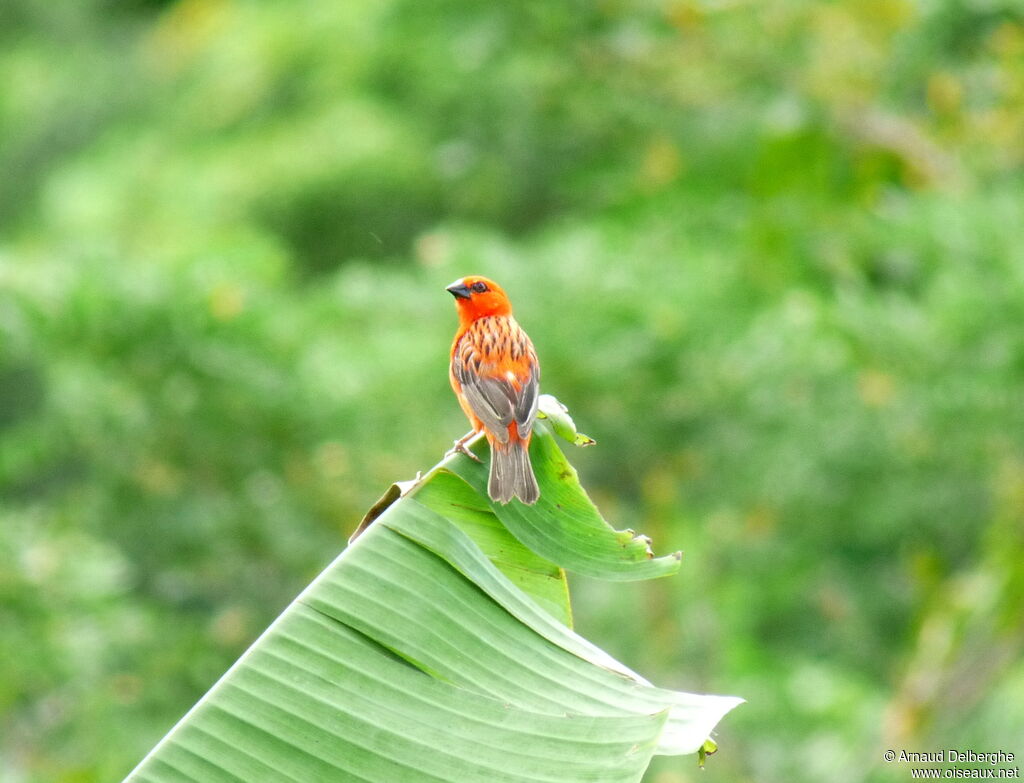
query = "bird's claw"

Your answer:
(446, 437), (483, 463)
